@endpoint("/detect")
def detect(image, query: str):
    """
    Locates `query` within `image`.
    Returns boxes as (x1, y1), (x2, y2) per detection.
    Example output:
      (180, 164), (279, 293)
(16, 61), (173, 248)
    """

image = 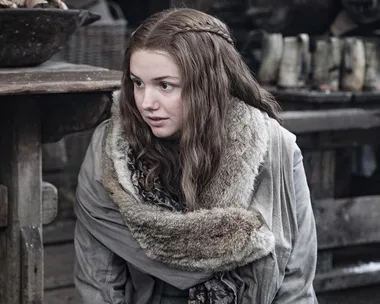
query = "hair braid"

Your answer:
(175, 24), (234, 45)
